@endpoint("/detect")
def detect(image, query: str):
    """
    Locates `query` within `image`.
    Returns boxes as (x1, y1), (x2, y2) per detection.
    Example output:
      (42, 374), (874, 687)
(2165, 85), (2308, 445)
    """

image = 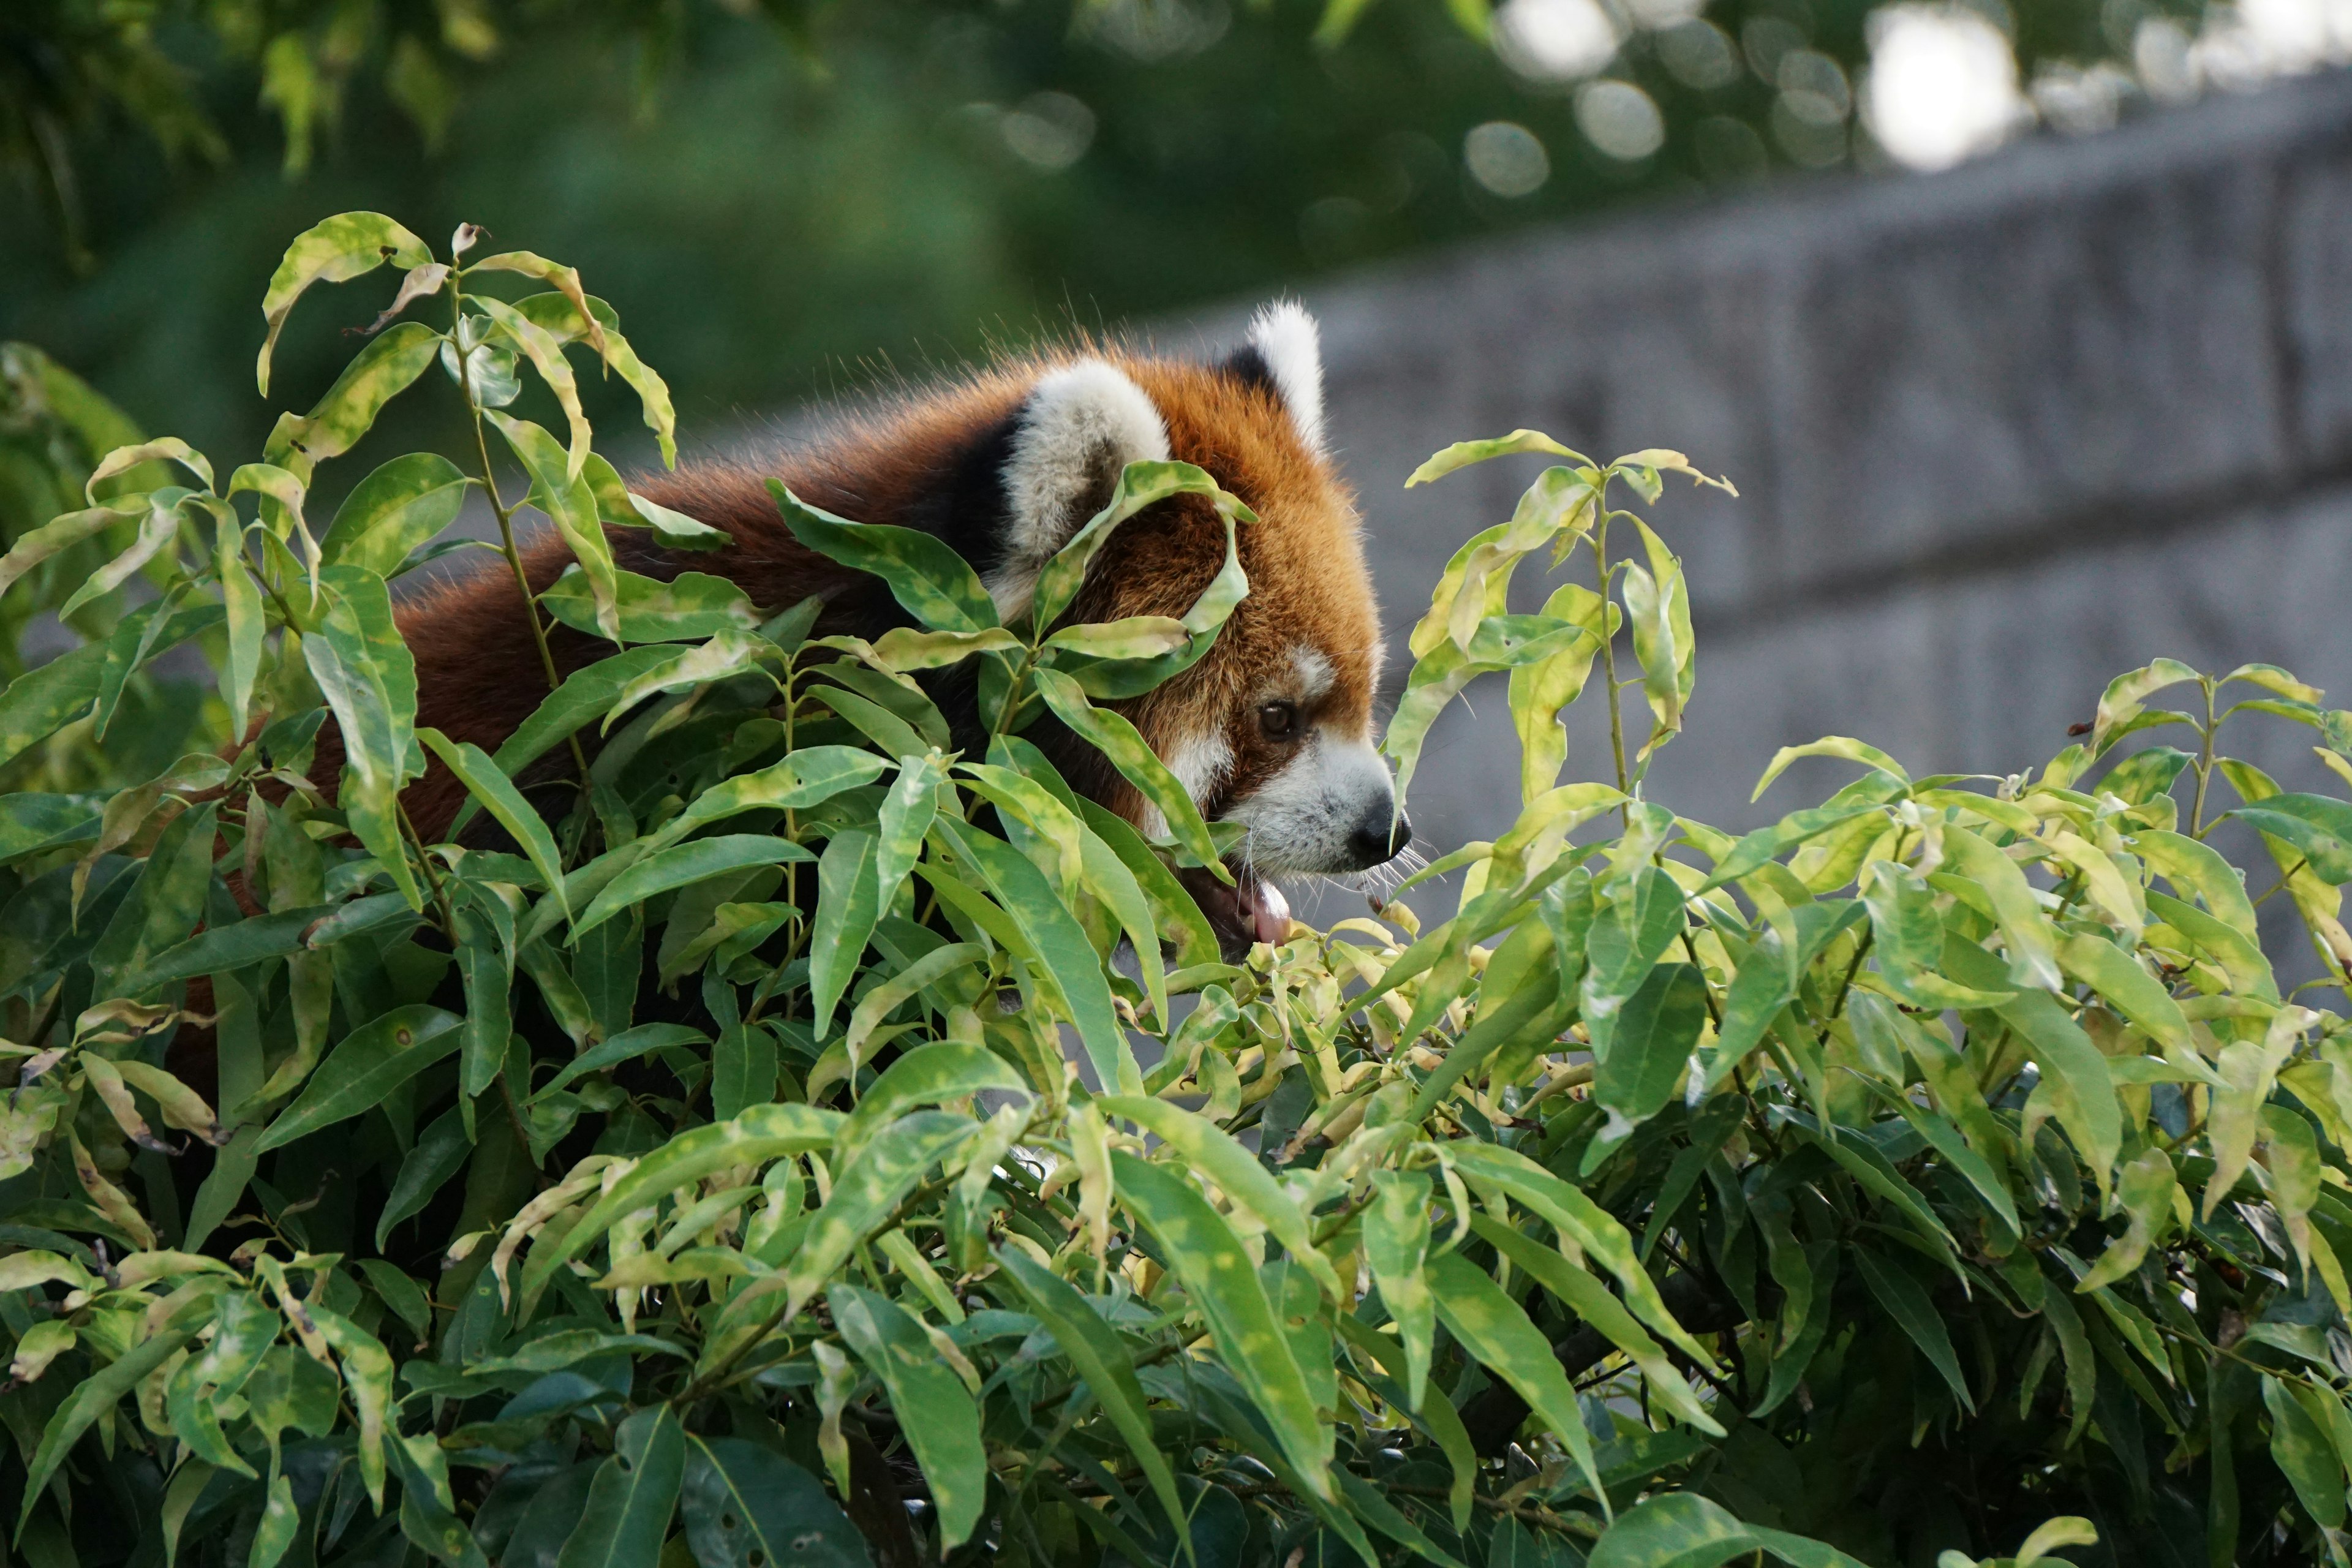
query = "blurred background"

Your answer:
(6, 0), (2352, 878)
